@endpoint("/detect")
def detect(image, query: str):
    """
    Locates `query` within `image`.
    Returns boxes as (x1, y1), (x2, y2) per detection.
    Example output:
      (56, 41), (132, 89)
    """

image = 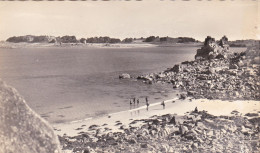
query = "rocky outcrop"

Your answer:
(195, 36), (229, 60)
(137, 45), (260, 100)
(0, 80), (61, 153)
